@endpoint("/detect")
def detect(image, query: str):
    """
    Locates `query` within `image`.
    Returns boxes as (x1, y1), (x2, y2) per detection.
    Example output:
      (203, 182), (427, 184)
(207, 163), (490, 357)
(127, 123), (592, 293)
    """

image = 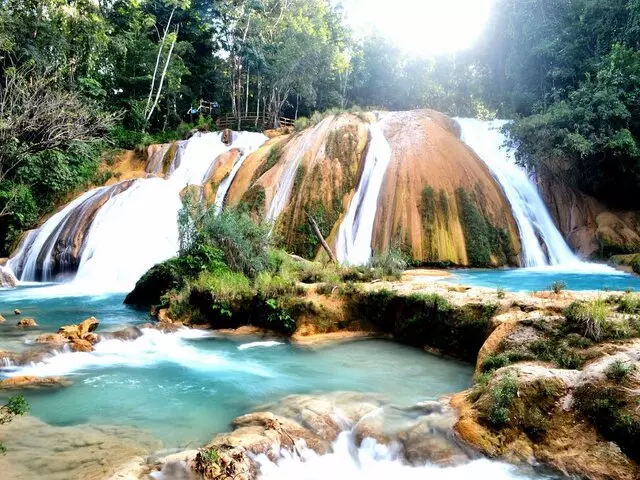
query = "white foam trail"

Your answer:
(455, 118), (582, 268)
(4, 328), (273, 378)
(214, 132), (269, 215)
(336, 122), (392, 265)
(256, 431), (535, 480)
(238, 341), (284, 351)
